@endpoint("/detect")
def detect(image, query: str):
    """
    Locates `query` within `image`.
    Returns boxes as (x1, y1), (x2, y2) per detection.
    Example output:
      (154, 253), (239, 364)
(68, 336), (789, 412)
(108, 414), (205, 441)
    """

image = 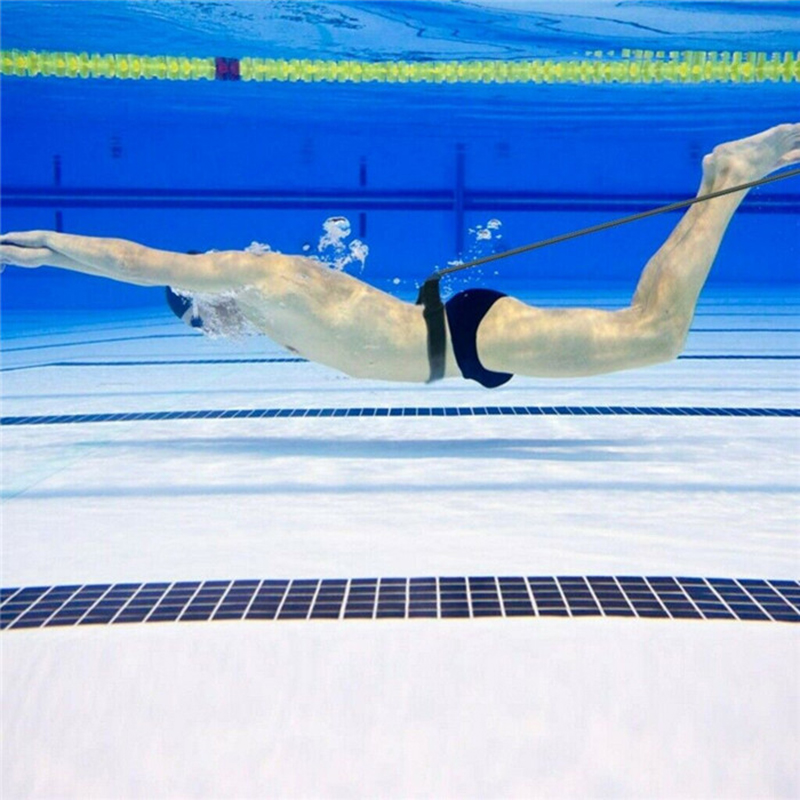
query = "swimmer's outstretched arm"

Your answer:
(0, 228), (436, 381)
(0, 230), (267, 291)
(1, 227), (437, 382)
